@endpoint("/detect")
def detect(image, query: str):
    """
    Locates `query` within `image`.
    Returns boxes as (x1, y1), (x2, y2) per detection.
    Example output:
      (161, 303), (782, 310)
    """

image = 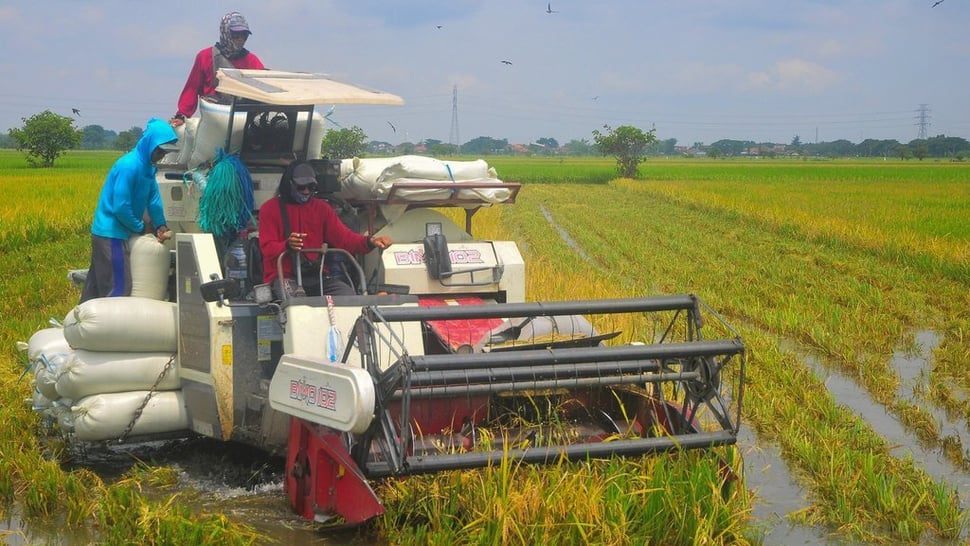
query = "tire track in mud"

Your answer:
(538, 204), (596, 265)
